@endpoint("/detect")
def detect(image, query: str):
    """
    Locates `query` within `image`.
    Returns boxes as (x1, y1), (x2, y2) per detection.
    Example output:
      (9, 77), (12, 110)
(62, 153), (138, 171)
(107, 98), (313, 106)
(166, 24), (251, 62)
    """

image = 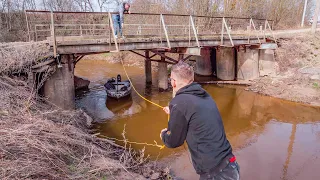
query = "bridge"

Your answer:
(25, 10), (278, 109)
